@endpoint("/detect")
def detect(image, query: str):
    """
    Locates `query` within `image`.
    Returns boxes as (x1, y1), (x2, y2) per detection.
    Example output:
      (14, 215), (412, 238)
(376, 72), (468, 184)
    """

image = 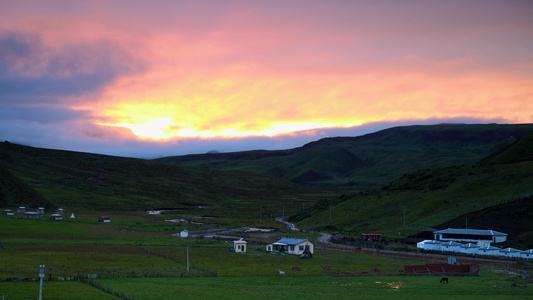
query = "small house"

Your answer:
(50, 214), (63, 220)
(98, 216), (111, 223)
(180, 230), (188, 238)
(520, 249), (533, 260)
(56, 208), (64, 214)
(17, 207), (26, 213)
(459, 243), (481, 254)
(266, 238), (314, 255)
(416, 240), (444, 251)
(23, 212), (41, 219)
(499, 247), (521, 258)
(233, 238), (247, 253)
(2, 209), (14, 216)
(478, 245), (501, 256)
(440, 241), (463, 253)
(37, 207), (45, 214)
(362, 233), (382, 241)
